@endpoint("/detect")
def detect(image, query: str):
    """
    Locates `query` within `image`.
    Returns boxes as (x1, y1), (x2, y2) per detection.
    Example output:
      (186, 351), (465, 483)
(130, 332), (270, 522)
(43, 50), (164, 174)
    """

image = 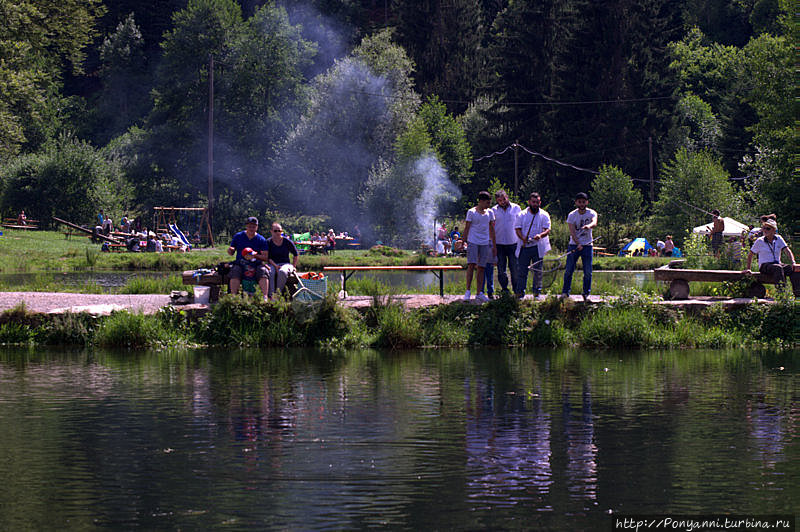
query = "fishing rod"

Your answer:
(672, 198), (716, 217)
(528, 236), (603, 272)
